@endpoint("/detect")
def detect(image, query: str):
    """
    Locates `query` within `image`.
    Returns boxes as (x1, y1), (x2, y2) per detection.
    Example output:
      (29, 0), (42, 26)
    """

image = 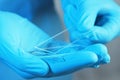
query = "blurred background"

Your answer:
(0, 0), (120, 80)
